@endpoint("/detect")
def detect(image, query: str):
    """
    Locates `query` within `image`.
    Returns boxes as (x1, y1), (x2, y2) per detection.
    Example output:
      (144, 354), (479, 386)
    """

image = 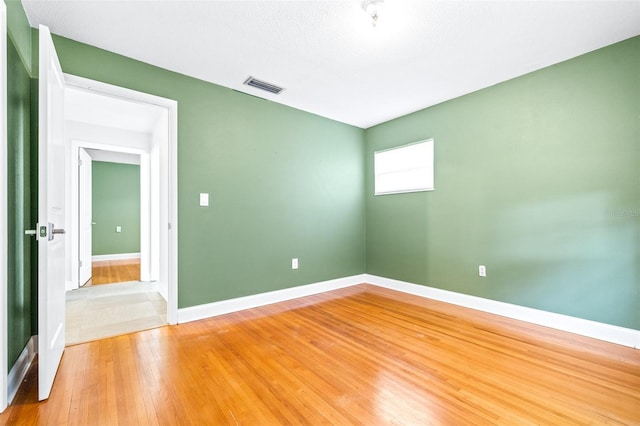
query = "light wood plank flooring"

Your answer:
(85, 258), (140, 286)
(66, 281), (167, 346)
(3, 284), (639, 425)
